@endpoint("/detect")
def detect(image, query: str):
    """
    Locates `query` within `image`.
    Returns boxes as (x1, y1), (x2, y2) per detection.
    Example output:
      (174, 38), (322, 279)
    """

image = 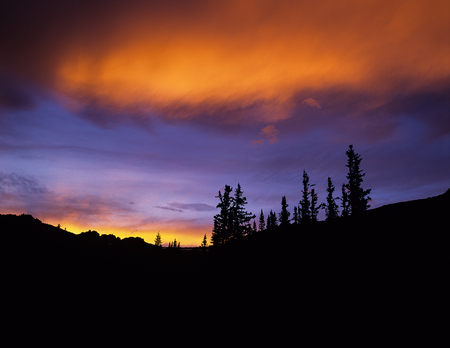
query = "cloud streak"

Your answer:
(155, 205), (184, 213)
(169, 203), (216, 212)
(0, 172), (47, 197)
(155, 203), (215, 213)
